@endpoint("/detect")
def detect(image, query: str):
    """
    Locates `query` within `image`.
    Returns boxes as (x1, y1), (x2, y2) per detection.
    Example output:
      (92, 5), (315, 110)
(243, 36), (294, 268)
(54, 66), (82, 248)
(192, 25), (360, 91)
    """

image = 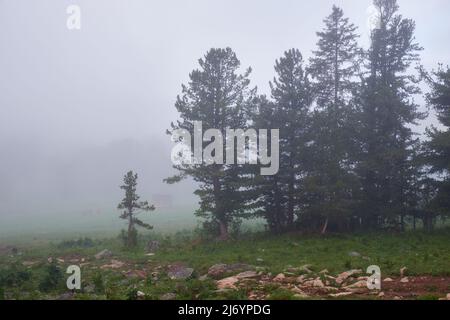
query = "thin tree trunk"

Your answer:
(321, 218), (329, 235)
(213, 174), (228, 241)
(127, 210), (134, 247)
